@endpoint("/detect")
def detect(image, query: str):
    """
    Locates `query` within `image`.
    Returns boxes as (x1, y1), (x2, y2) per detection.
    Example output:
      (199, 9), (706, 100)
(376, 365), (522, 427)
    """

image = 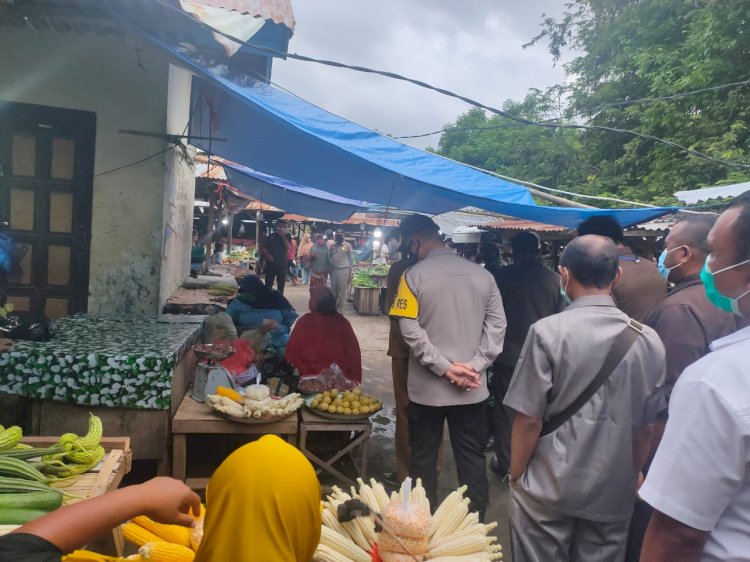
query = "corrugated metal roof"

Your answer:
(675, 181), (750, 204)
(195, 0), (294, 30)
(480, 219), (571, 233)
